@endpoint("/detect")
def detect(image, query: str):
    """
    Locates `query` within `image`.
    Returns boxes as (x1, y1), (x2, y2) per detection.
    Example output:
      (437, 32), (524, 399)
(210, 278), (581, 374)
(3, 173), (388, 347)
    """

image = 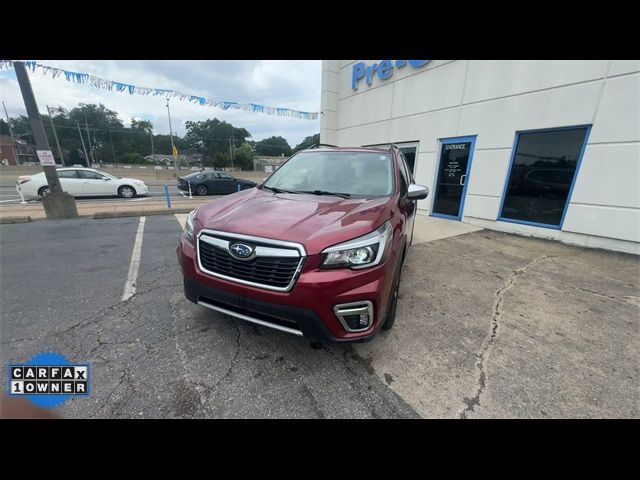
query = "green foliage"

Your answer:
(293, 133), (320, 152)
(4, 102), (302, 170)
(233, 143), (255, 170)
(184, 118), (250, 167)
(0, 119), (10, 136)
(255, 136), (292, 157)
(123, 152), (145, 164)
